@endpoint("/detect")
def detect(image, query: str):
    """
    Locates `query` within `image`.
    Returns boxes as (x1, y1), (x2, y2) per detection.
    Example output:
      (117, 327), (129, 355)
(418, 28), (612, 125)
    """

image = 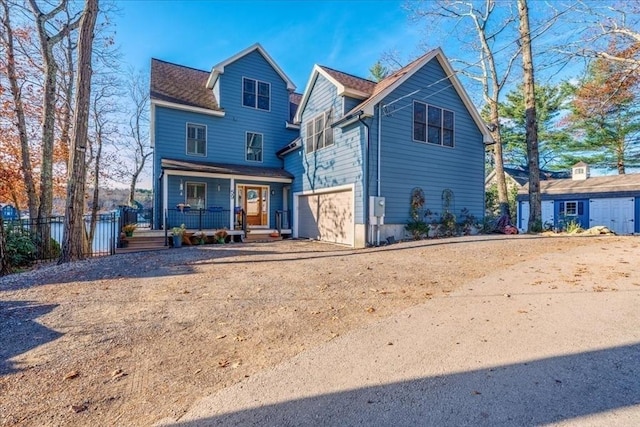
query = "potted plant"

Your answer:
(214, 229), (228, 244)
(122, 223), (137, 237)
(171, 224), (186, 248)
